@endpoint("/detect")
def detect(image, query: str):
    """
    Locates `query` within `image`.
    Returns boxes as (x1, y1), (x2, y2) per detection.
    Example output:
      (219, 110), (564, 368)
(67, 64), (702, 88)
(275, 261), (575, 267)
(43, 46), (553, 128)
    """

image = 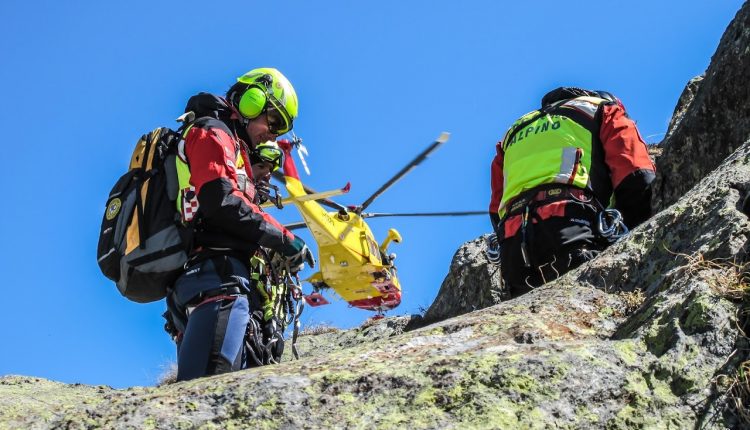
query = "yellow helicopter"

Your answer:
(267, 134), (484, 316)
